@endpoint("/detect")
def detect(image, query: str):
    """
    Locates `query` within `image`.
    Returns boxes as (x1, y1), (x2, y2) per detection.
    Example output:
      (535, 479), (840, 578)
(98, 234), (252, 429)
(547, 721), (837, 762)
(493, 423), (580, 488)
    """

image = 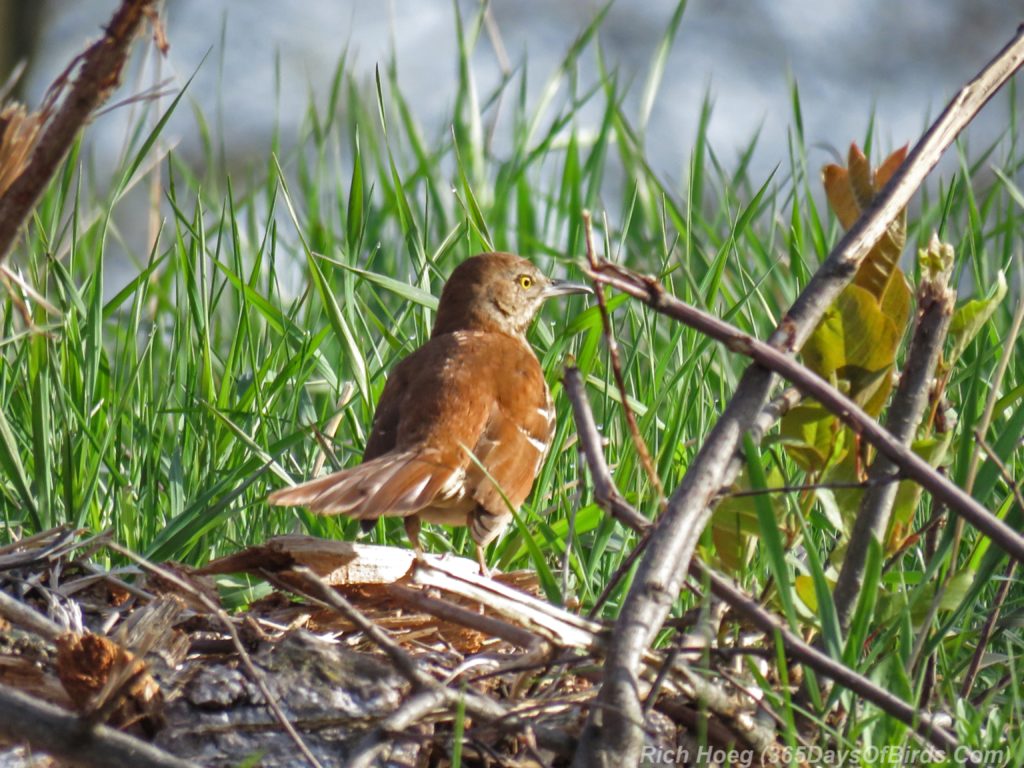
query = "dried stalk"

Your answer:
(958, 433), (1024, 698)
(831, 237), (956, 632)
(285, 566), (576, 757)
(581, 209), (665, 504)
(0, 0), (162, 263)
(589, 263), (1024, 563)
